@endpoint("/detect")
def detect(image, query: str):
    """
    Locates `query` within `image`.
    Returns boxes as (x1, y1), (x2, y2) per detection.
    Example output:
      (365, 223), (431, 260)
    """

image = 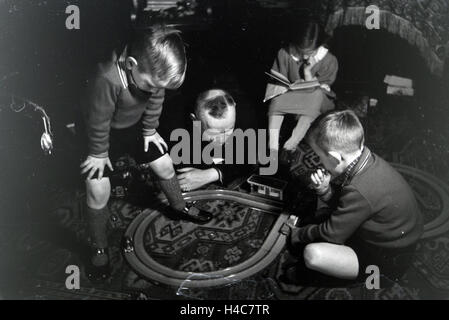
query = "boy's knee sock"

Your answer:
(85, 205), (110, 249)
(158, 175), (186, 211)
